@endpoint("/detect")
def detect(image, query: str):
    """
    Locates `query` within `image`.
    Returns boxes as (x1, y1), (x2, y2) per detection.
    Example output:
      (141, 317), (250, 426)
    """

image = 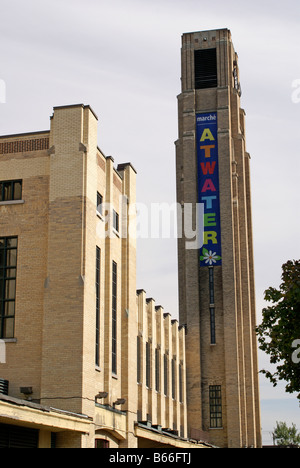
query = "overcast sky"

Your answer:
(1, 0), (300, 445)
